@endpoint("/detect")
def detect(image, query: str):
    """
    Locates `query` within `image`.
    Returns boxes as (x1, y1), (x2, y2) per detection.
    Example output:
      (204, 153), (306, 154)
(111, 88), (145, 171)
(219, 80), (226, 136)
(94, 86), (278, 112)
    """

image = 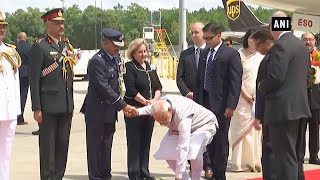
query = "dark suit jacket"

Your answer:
(29, 35), (74, 113)
(123, 60), (162, 107)
(255, 54), (270, 121)
(82, 50), (126, 123)
(259, 32), (311, 124)
(310, 84), (320, 110)
(16, 40), (31, 78)
(195, 44), (243, 114)
(176, 47), (198, 96)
